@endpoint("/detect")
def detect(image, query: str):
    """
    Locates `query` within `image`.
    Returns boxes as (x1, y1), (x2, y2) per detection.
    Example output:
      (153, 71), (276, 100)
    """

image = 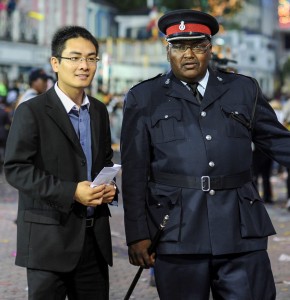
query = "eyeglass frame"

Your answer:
(56, 56), (100, 64)
(168, 42), (211, 54)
